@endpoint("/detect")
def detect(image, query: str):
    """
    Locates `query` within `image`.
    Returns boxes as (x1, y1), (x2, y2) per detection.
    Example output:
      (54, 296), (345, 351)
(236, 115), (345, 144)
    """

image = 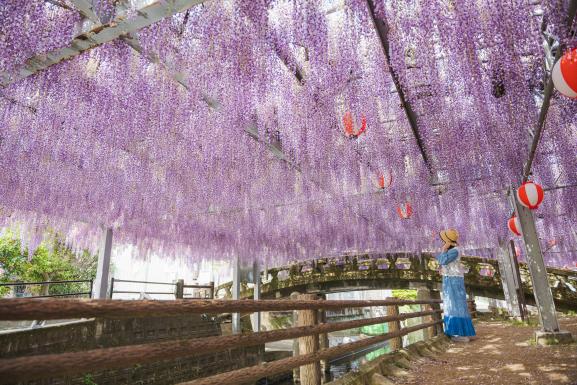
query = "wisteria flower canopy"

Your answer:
(1, 0), (577, 268)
